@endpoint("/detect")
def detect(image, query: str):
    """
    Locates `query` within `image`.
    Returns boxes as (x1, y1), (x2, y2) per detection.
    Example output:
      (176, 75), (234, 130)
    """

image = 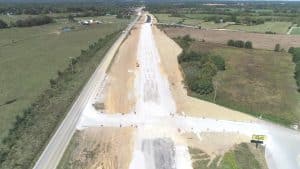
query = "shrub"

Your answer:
(0, 19), (8, 29)
(274, 44), (281, 52)
(49, 79), (57, 88)
(245, 41), (253, 49)
(265, 31), (276, 34)
(182, 34), (194, 42)
(193, 78), (214, 95)
(288, 47), (295, 54)
(15, 15), (53, 27)
(210, 55), (225, 70)
(175, 35), (194, 49)
(199, 62), (218, 78)
(234, 40), (245, 48)
(290, 48), (300, 92)
(227, 39), (235, 46)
